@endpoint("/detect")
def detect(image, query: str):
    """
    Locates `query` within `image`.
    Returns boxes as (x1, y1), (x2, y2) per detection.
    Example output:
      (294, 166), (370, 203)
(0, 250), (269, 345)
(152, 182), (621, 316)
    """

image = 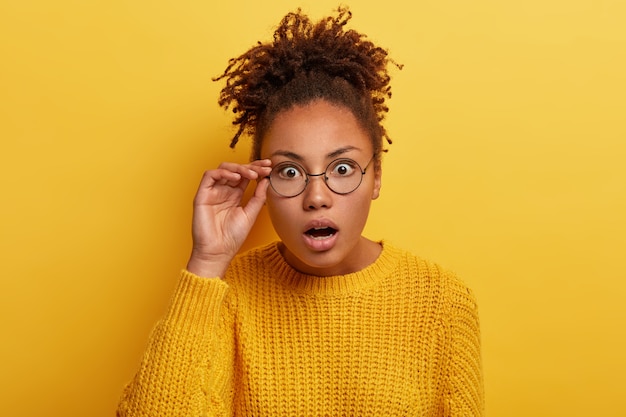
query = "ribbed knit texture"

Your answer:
(118, 241), (484, 416)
